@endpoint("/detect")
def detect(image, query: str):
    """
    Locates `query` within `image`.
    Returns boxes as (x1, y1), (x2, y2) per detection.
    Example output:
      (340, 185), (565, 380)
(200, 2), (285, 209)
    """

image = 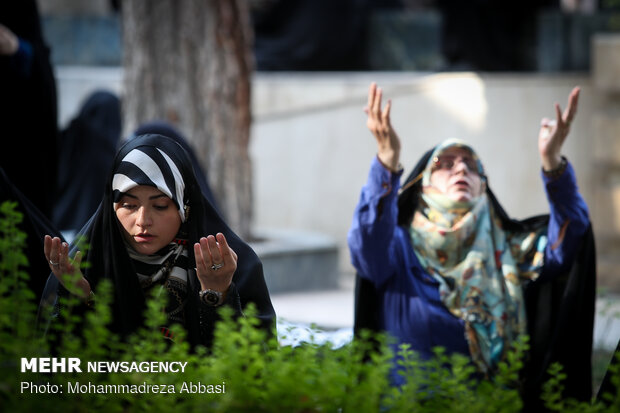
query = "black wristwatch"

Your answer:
(199, 289), (225, 307)
(542, 156), (568, 179)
